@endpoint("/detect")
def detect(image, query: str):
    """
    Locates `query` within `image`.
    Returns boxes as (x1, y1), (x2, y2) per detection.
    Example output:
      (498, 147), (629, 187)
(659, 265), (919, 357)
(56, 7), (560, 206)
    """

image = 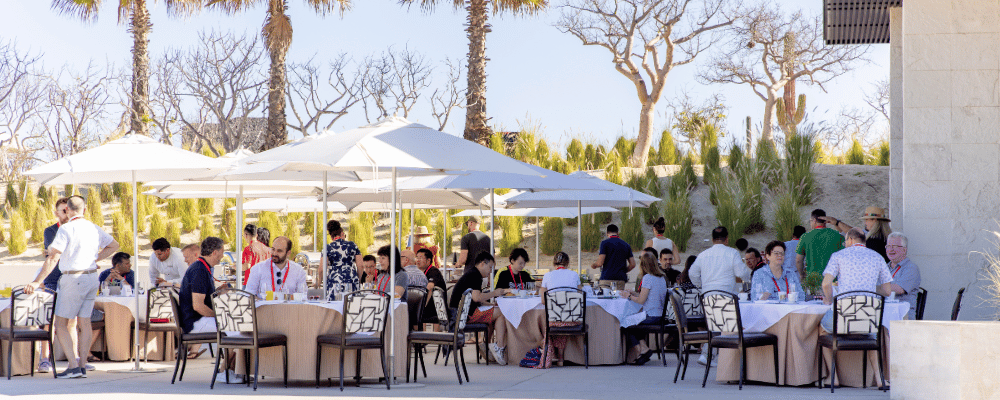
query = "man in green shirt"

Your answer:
(796, 209), (844, 278)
